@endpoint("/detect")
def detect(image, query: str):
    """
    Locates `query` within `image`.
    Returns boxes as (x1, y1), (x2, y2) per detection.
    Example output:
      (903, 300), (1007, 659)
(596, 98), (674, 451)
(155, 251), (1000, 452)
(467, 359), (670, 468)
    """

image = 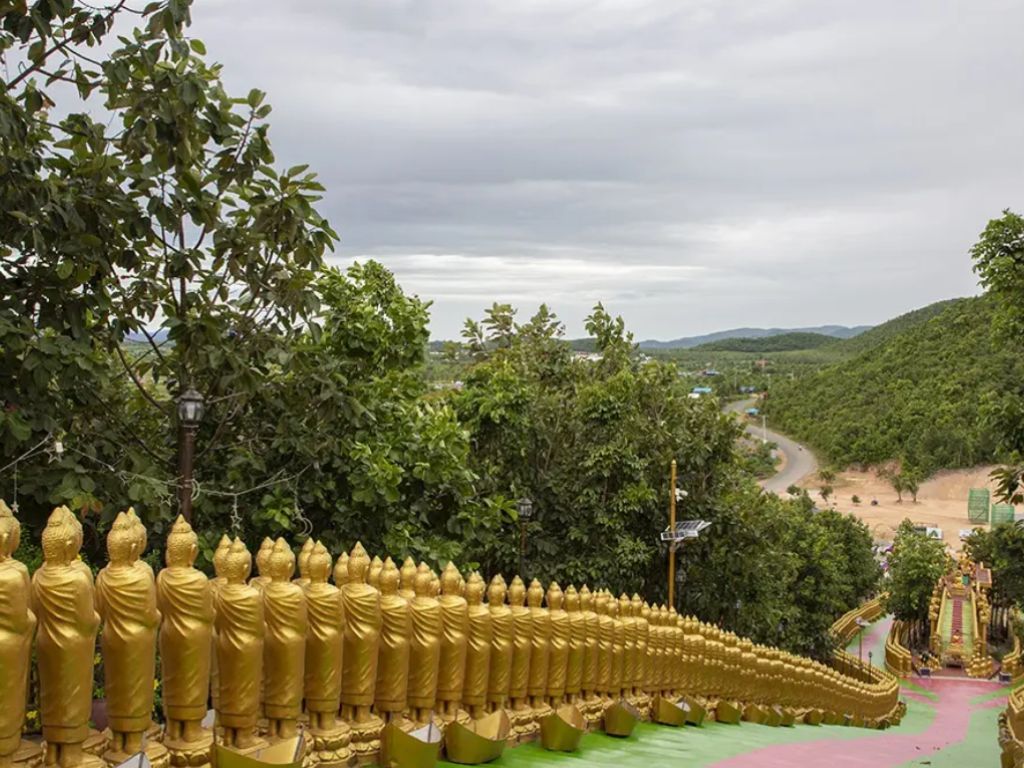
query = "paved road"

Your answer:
(725, 398), (818, 493)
